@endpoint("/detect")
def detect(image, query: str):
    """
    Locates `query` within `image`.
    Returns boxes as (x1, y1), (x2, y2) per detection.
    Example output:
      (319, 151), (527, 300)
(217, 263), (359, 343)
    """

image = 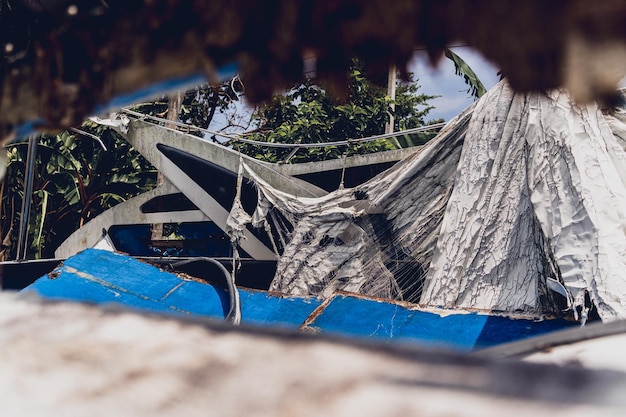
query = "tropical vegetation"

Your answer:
(236, 61), (442, 163)
(0, 49), (485, 259)
(0, 124), (157, 260)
